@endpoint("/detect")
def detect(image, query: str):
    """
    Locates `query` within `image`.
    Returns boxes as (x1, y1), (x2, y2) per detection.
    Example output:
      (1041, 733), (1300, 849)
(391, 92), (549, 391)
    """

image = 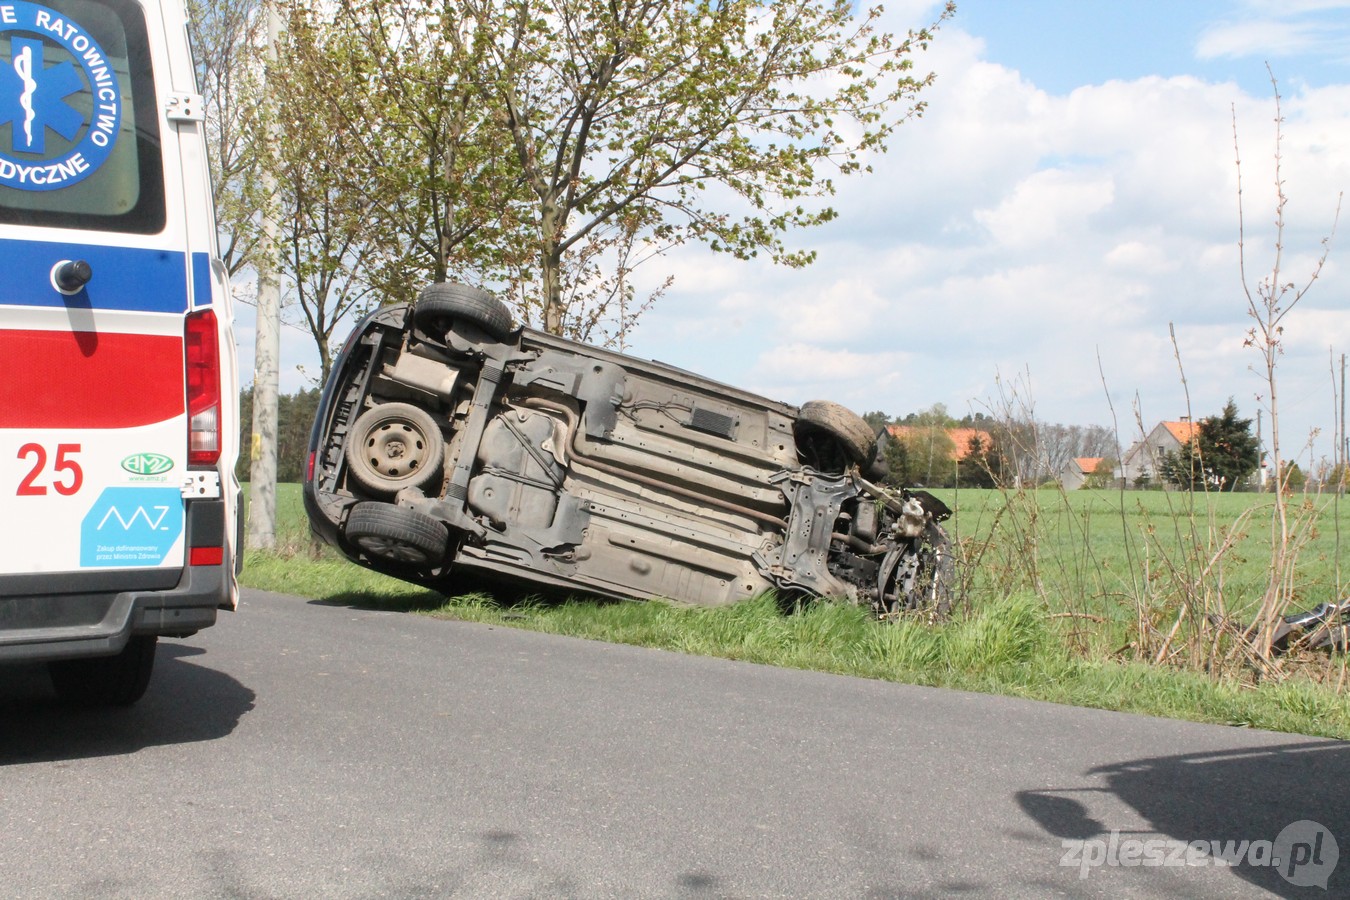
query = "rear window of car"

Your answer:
(0, 0), (165, 233)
